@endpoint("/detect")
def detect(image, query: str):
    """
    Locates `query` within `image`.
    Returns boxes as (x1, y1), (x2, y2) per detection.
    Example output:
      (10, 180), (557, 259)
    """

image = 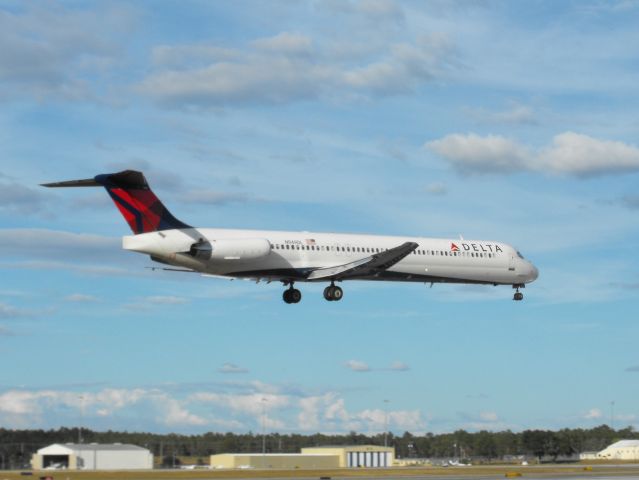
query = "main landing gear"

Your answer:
(281, 281), (344, 303)
(323, 282), (343, 302)
(283, 283), (302, 304)
(513, 284), (524, 301)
